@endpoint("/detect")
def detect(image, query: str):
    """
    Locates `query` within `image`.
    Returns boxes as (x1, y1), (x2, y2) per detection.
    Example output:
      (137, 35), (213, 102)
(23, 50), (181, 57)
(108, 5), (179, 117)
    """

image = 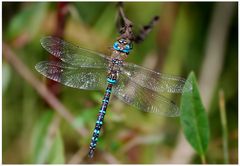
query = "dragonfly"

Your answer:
(35, 36), (192, 158)
(35, 6), (192, 157)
